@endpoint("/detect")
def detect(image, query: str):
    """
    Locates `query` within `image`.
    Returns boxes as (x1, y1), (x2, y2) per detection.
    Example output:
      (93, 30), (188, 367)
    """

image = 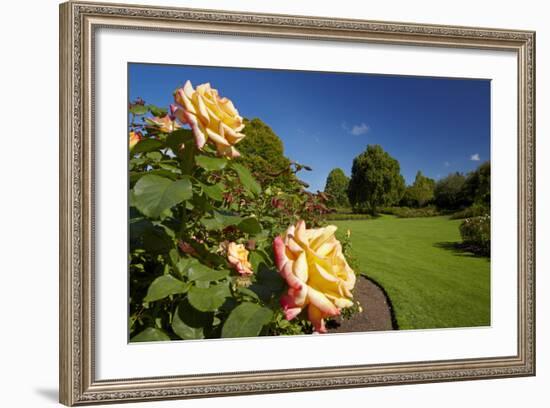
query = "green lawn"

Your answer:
(333, 215), (490, 330)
